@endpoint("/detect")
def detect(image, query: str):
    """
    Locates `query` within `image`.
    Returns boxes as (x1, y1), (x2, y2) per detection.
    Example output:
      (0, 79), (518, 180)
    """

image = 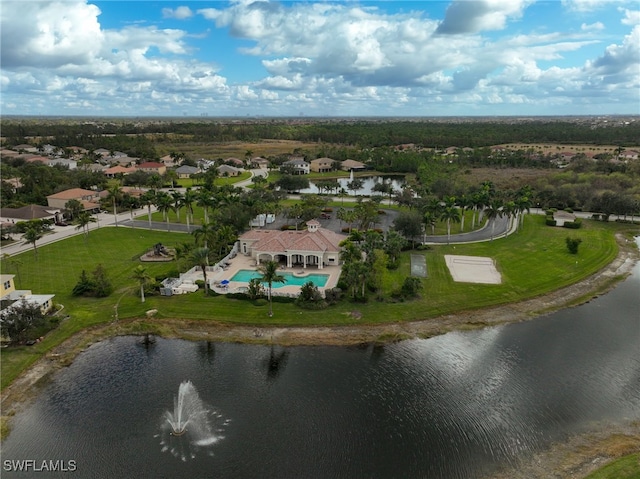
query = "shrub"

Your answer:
(563, 218), (582, 229)
(324, 287), (342, 304)
(400, 276), (423, 298)
(566, 236), (582, 254)
(545, 218), (557, 226)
